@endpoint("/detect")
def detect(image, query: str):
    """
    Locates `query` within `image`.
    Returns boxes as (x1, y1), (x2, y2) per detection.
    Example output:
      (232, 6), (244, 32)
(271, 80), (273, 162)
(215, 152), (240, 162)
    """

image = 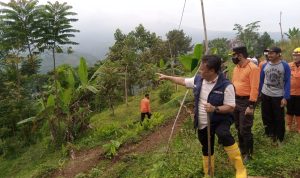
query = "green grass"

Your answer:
(0, 85), (189, 178)
(82, 107), (300, 178)
(0, 138), (63, 178)
(3, 82), (300, 178)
